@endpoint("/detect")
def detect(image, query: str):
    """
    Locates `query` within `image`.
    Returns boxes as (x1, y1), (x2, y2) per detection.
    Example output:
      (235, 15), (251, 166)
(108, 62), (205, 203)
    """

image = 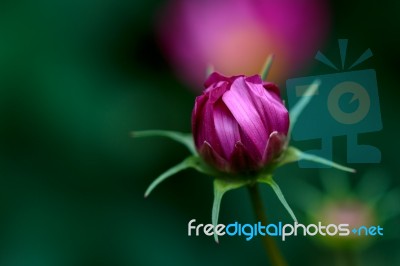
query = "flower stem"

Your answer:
(248, 184), (288, 266)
